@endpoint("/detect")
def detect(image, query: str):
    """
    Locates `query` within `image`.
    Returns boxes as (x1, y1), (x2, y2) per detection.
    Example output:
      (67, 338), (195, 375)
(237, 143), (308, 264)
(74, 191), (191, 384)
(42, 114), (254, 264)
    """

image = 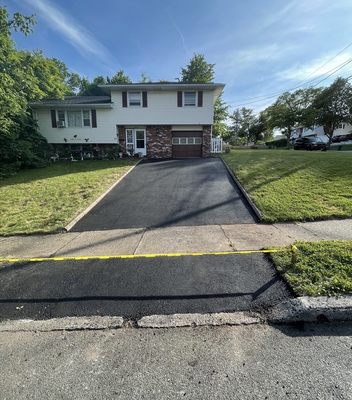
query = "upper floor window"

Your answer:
(128, 92), (142, 107)
(83, 110), (91, 127)
(184, 91), (196, 106)
(338, 123), (346, 129)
